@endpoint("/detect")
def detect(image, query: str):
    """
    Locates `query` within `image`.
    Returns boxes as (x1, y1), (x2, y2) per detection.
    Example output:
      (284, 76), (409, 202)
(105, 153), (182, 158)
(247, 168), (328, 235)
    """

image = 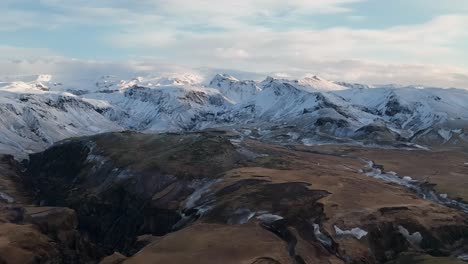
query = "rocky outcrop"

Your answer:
(0, 221), (61, 264)
(354, 123), (403, 143)
(0, 155), (99, 264)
